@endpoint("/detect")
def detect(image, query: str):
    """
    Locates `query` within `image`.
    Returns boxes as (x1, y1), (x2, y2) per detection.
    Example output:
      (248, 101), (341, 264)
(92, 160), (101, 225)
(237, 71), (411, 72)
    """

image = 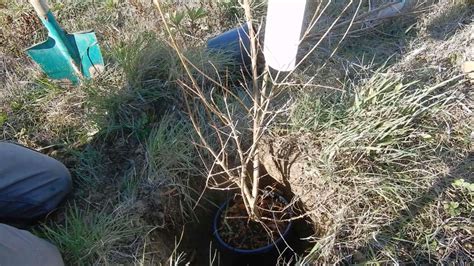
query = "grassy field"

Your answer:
(0, 0), (472, 265)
